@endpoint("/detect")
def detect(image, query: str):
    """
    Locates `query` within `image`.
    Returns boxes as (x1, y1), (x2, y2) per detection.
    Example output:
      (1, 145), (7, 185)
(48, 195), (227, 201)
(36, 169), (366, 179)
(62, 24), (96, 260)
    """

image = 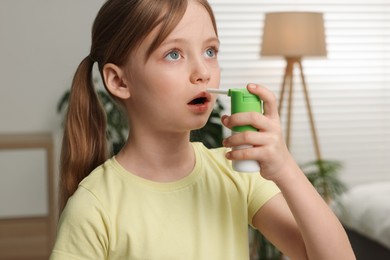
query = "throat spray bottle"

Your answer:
(207, 88), (262, 173)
